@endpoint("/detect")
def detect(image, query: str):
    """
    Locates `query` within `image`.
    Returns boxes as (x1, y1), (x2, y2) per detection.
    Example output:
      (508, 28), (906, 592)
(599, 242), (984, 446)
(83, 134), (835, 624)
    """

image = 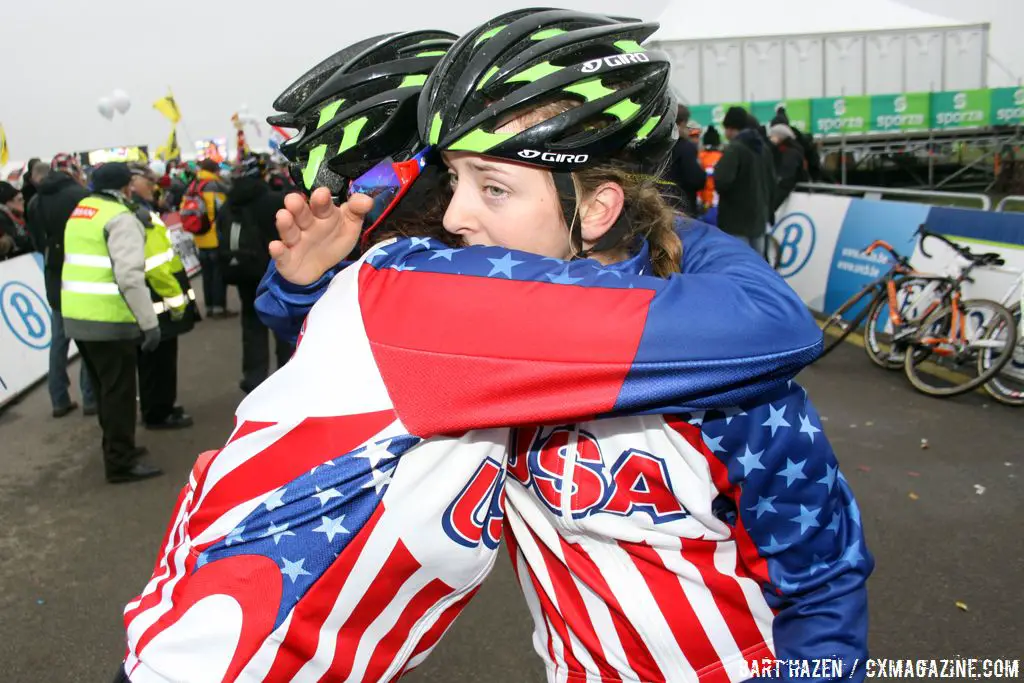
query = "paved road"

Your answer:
(0, 294), (1020, 682)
